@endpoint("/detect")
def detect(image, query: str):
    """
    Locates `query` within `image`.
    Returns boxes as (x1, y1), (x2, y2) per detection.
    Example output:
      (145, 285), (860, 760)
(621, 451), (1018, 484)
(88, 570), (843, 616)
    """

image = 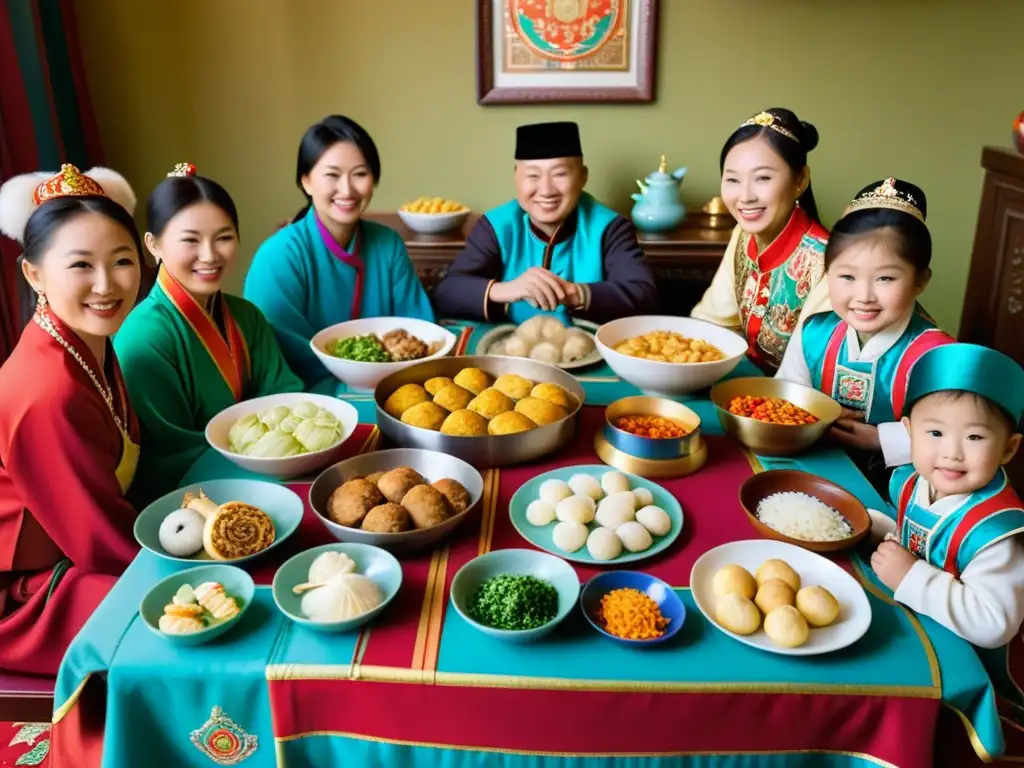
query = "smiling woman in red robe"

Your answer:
(0, 164), (142, 675)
